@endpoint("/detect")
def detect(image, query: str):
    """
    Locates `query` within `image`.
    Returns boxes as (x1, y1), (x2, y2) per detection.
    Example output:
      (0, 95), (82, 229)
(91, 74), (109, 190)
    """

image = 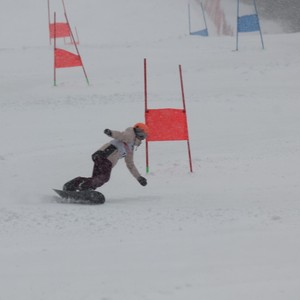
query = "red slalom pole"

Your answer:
(179, 64), (186, 112)
(144, 58), (148, 112)
(144, 58), (150, 173)
(53, 12), (57, 86)
(64, 12), (89, 85)
(62, 0), (67, 13)
(179, 64), (193, 172)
